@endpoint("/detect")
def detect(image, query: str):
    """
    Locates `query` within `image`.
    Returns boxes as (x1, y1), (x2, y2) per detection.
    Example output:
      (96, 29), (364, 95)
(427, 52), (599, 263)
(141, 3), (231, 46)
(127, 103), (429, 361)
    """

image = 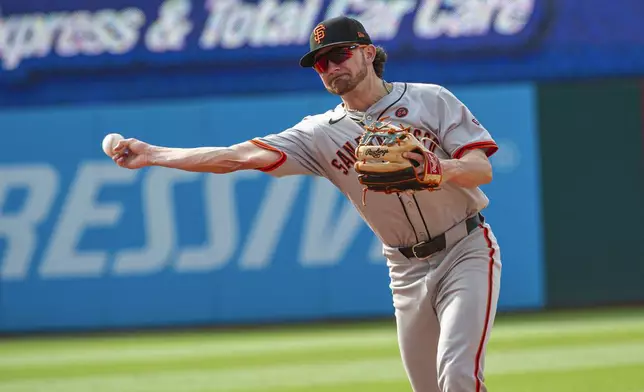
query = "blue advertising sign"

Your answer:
(0, 0), (549, 77)
(2, 0), (644, 106)
(0, 83), (542, 332)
